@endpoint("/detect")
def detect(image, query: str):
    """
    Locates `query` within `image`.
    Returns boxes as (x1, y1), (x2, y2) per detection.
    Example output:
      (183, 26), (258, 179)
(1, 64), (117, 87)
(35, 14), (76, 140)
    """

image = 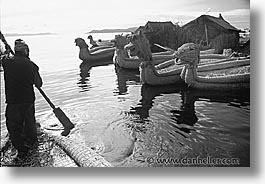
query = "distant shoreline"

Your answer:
(87, 27), (137, 34)
(4, 33), (55, 37)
